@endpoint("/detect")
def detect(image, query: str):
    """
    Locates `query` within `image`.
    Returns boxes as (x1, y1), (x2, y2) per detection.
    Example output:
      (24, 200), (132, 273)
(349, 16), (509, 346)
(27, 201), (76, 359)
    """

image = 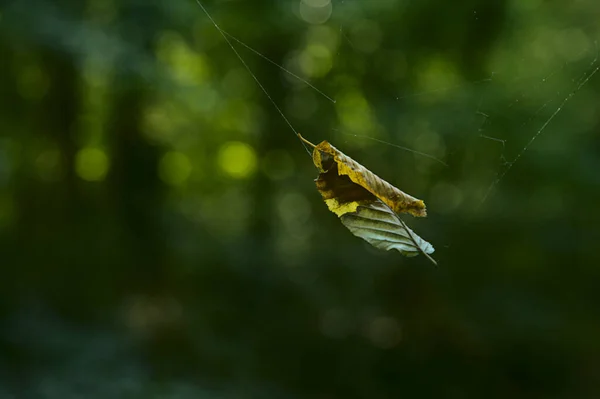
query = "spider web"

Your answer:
(478, 53), (599, 206)
(193, 0), (599, 219)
